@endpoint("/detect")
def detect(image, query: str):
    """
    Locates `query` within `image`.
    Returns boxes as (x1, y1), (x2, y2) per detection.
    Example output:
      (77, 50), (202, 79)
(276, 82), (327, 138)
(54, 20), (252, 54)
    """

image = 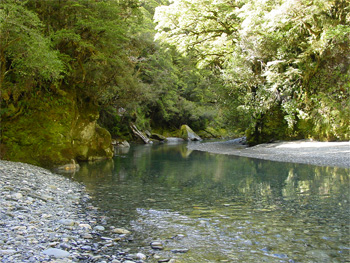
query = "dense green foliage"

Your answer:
(0, 0), (349, 165)
(155, 0), (350, 143)
(0, 0), (225, 164)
